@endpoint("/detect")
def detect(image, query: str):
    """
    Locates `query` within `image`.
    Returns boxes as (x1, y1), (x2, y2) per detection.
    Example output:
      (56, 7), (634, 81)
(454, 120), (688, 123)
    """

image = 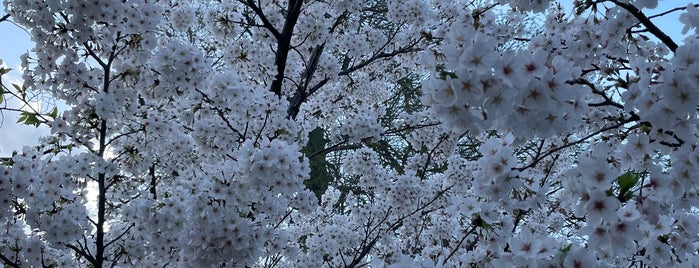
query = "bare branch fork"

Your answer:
(344, 184), (455, 267)
(287, 43), (325, 119)
(0, 251), (20, 268)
